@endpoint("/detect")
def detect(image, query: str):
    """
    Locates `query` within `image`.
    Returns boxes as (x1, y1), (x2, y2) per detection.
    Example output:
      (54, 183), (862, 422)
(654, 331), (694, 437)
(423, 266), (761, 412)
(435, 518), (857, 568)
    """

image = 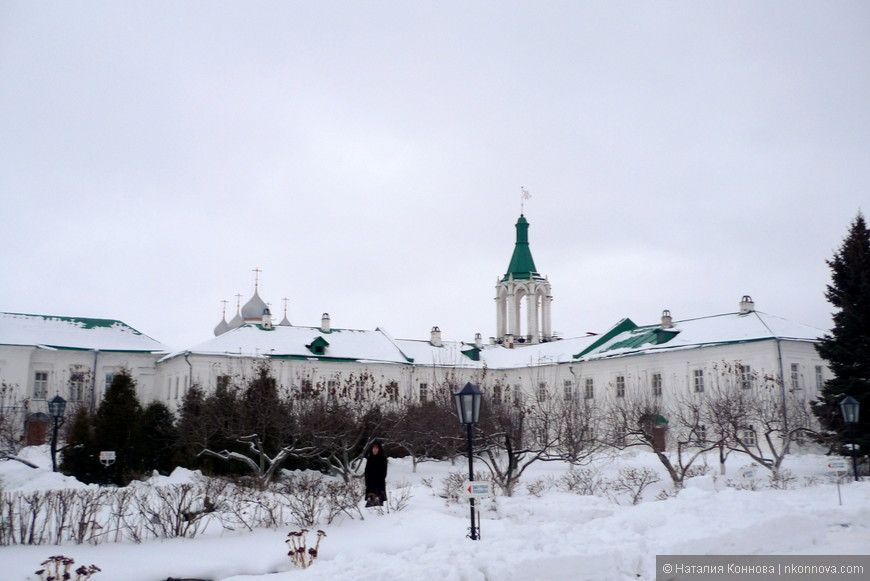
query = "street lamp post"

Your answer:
(839, 396), (860, 482)
(453, 382), (482, 540)
(47, 395), (67, 472)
